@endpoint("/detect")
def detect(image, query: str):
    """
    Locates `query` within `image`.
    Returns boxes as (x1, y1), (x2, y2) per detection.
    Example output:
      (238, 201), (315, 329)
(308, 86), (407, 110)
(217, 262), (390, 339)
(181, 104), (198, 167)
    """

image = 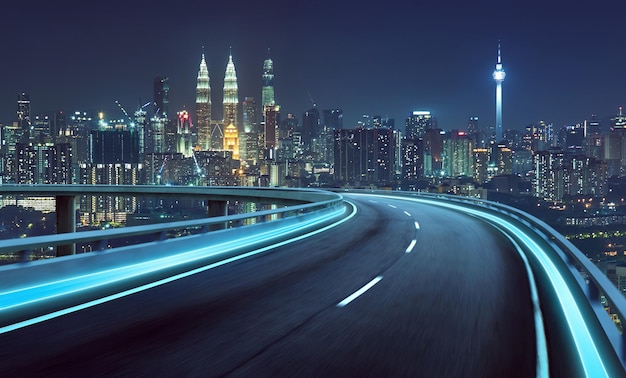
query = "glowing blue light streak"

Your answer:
(350, 193), (608, 377)
(2, 213), (336, 309)
(490, 222), (549, 378)
(337, 276), (383, 307)
(0, 204), (357, 334)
